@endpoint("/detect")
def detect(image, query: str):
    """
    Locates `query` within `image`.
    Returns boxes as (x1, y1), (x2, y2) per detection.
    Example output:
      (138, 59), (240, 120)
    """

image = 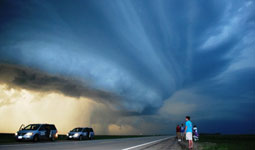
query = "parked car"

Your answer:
(15, 124), (58, 142)
(67, 127), (94, 140)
